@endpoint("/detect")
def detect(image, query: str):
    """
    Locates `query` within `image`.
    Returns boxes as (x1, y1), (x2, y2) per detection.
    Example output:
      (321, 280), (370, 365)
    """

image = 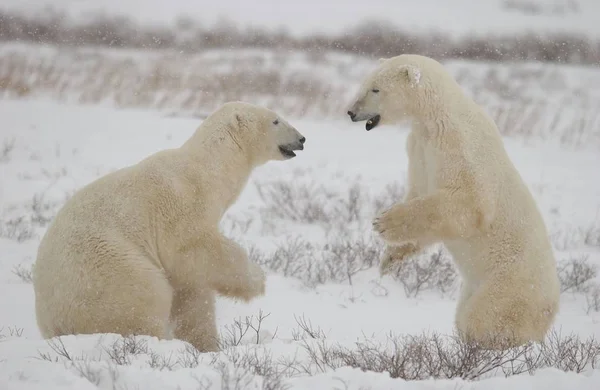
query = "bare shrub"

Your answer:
(0, 190), (65, 242)
(0, 217), (35, 242)
(291, 314), (327, 341)
(42, 337), (75, 362)
(1, 138), (16, 163)
(372, 182), (405, 215)
(177, 344), (204, 369)
(255, 180), (334, 225)
(256, 178), (405, 234)
(189, 373), (214, 390)
(253, 236), (381, 287)
(28, 325), (600, 385)
(322, 236), (382, 286)
(213, 361), (256, 390)
(71, 360), (104, 386)
(583, 223), (600, 247)
(551, 224), (600, 251)
(300, 328), (600, 380)
(29, 191), (57, 227)
(254, 177), (459, 294)
(0, 191), (66, 243)
(250, 238), (317, 282)
(255, 180), (368, 229)
(220, 310), (276, 348)
(216, 348), (291, 390)
(0, 326), (24, 340)
(37, 338), (127, 387)
(389, 247), (458, 298)
(104, 334), (150, 366)
(34, 334), (287, 388)
(147, 351), (177, 371)
(222, 214), (256, 236)
(585, 285), (600, 314)
(557, 255), (597, 294)
(539, 329), (600, 373)
(11, 264), (33, 283)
